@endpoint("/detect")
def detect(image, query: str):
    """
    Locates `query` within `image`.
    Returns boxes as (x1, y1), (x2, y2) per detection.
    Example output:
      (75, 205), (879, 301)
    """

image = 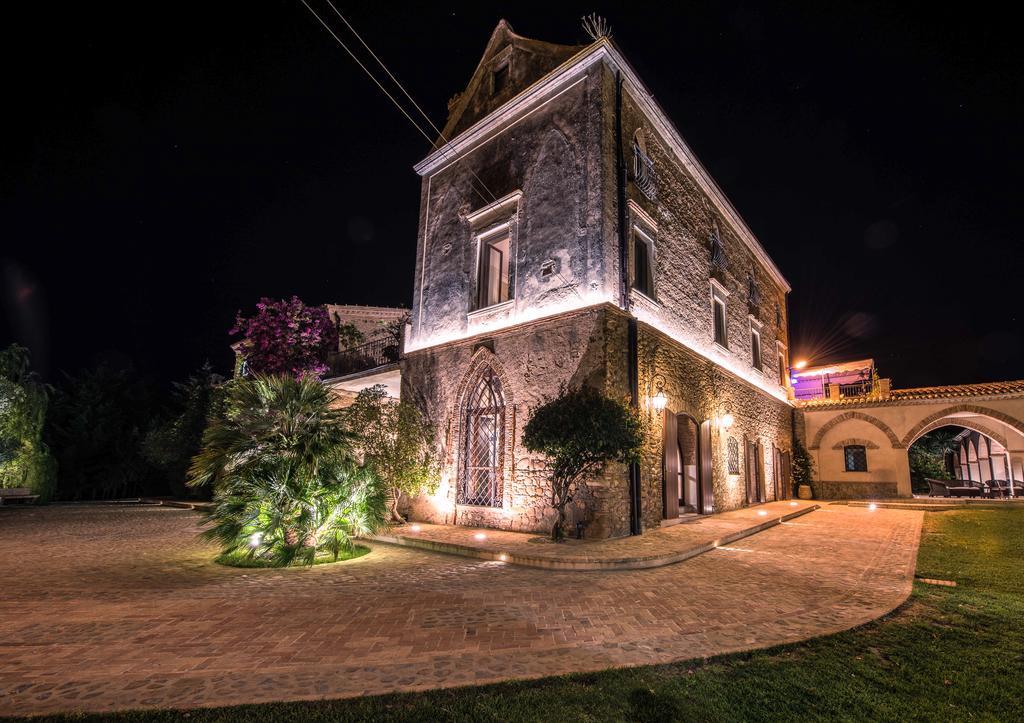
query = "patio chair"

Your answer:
(926, 479), (950, 497)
